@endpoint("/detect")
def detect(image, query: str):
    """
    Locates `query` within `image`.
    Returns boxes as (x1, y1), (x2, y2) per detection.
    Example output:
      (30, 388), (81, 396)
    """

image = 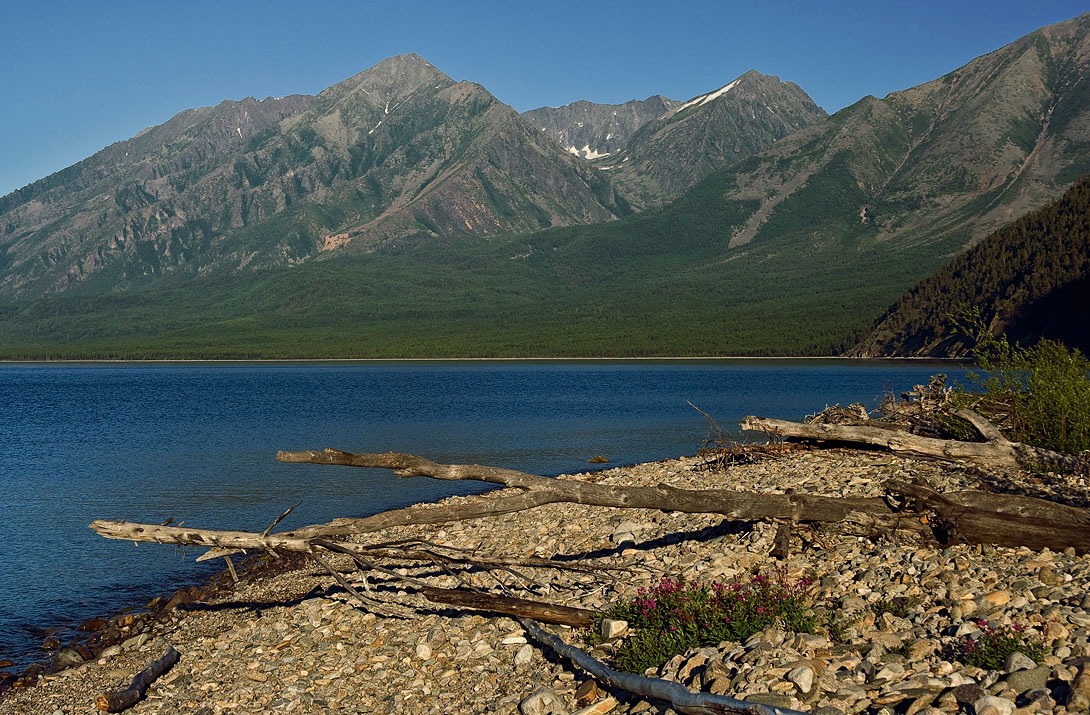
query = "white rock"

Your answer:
(599, 618), (628, 640)
(973, 695), (1015, 715)
(514, 643), (534, 667)
(787, 665), (815, 693)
